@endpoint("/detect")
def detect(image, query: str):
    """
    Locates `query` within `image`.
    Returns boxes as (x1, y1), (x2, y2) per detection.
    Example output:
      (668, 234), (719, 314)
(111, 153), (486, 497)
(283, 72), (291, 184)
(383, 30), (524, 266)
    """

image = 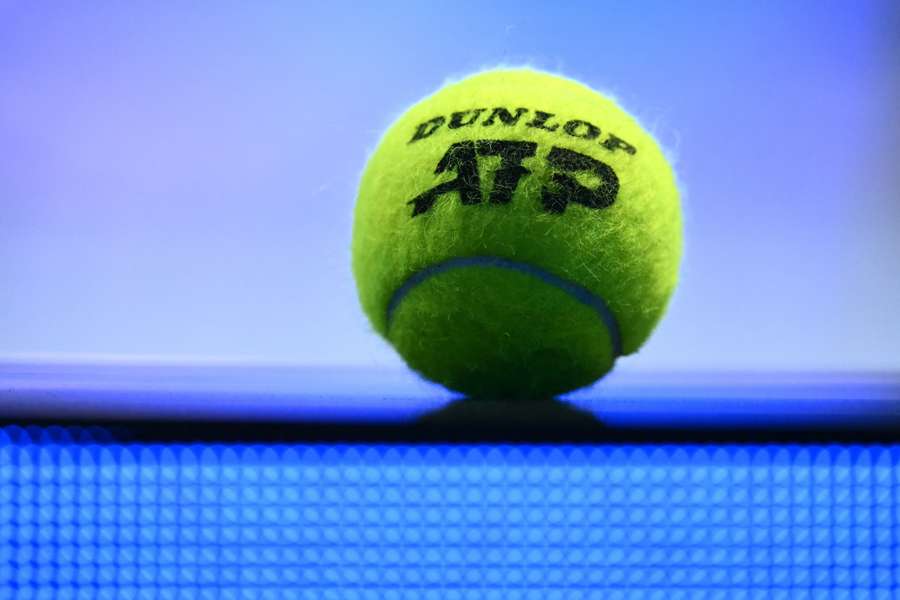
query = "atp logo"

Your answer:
(405, 106), (638, 218)
(408, 140), (620, 217)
